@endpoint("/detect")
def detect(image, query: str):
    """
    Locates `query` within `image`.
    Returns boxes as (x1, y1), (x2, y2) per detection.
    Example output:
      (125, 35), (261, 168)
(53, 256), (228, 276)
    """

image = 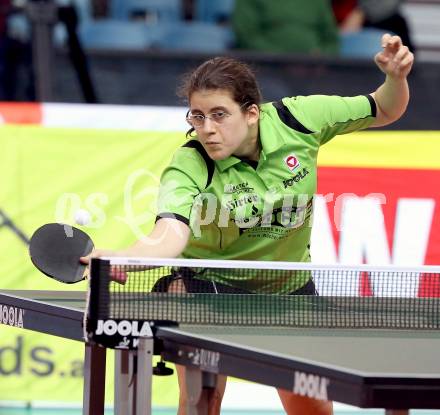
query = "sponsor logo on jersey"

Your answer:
(225, 194), (260, 211)
(284, 154), (300, 172)
(224, 182), (254, 194)
(283, 168), (309, 188)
